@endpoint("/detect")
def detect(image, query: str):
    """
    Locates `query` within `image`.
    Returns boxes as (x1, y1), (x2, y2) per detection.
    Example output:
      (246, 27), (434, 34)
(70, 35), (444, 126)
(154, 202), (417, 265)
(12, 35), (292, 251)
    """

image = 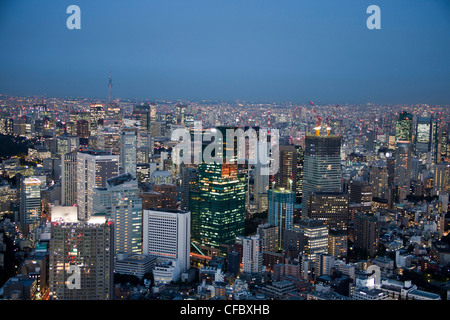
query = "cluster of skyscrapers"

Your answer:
(0, 97), (448, 301)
